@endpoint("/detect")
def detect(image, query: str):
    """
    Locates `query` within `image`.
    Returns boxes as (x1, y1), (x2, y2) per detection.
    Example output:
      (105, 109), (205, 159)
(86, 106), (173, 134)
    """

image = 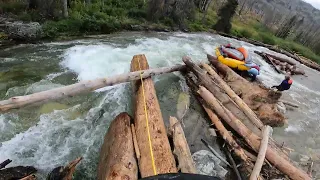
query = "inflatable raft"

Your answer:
(215, 48), (250, 71)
